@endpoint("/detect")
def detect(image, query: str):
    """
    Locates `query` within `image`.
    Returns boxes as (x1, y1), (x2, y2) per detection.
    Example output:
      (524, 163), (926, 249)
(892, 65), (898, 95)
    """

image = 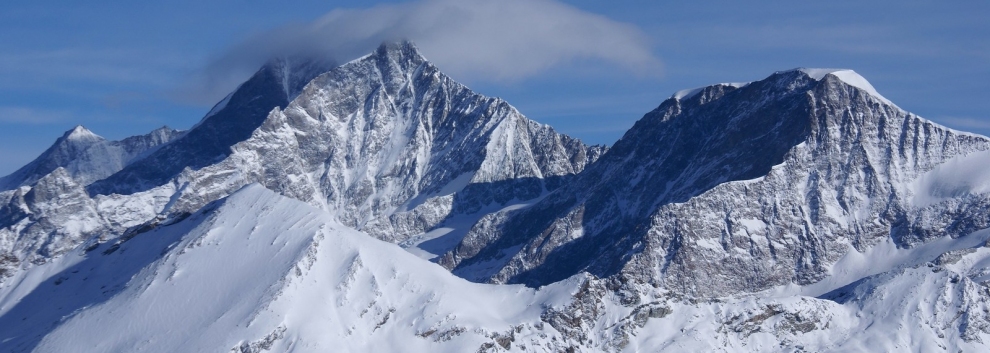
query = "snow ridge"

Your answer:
(797, 68), (894, 106)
